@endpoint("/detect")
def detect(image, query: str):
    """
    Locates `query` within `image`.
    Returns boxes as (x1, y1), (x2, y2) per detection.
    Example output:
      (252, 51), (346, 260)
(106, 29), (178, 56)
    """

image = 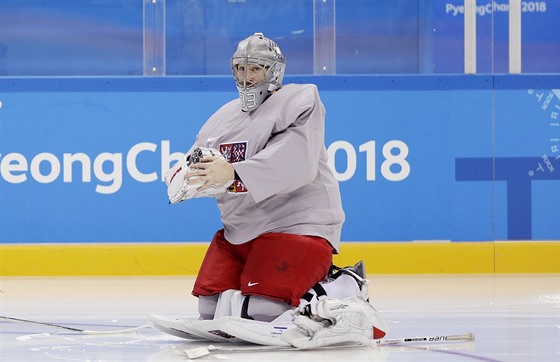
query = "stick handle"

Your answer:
(377, 332), (475, 345)
(1, 315), (148, 335)
(0, 315), (83, 332)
